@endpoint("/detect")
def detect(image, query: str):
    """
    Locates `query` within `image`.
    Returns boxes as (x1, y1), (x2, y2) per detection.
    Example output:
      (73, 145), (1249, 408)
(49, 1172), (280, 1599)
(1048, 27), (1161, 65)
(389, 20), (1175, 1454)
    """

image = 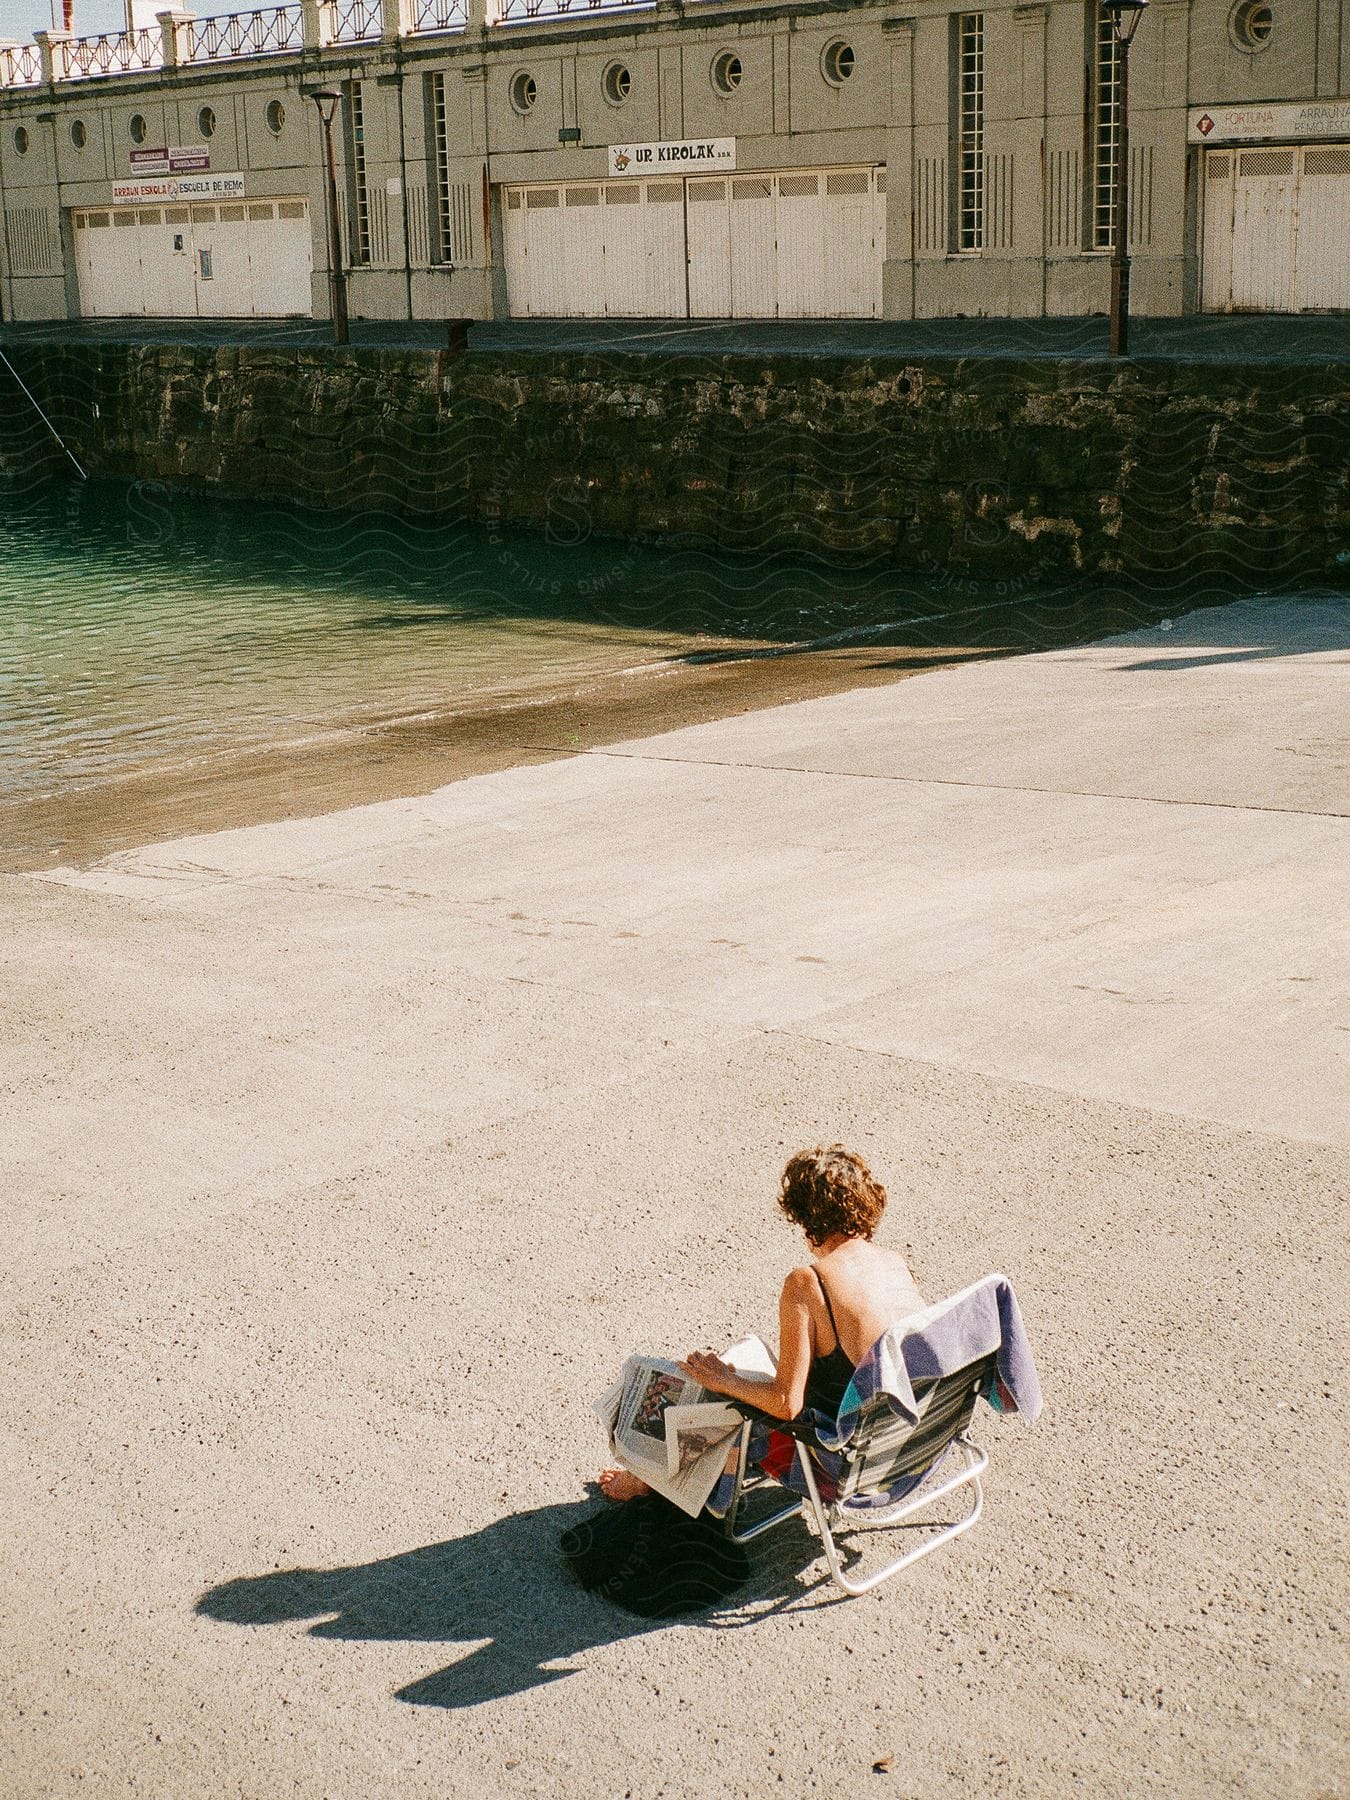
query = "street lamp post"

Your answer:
(1102, 0), (1148, 356)
(304, 87), (349, 347)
